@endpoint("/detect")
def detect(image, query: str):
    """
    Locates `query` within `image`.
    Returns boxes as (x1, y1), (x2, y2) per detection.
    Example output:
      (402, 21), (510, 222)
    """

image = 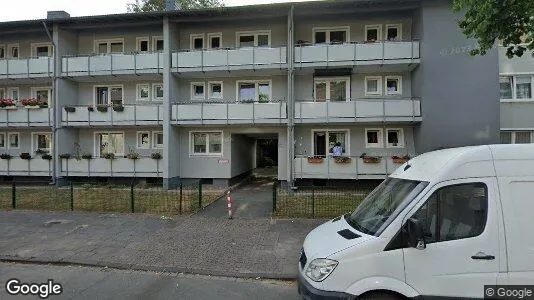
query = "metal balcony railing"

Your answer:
(0, 157), (53, 176)
(61, 51), (164, 76)
(61, 104), (164, 127)
(0, 107), (54, 127)
(0, 57), (54, 79)
(60, 157), (162, 177)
